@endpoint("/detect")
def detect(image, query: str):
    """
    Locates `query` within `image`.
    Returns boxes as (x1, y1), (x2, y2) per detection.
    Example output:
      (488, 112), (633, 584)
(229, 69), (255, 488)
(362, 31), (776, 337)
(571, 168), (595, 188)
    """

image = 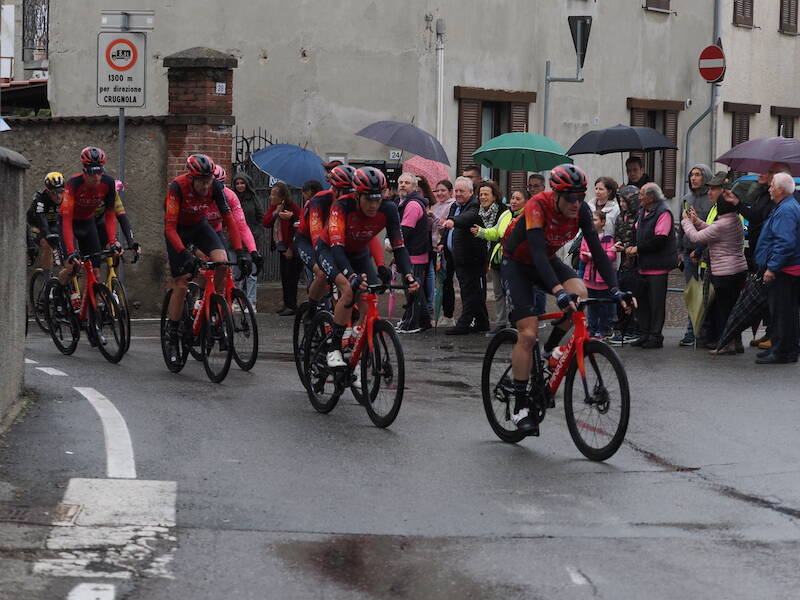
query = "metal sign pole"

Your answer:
(118, 107), (125, 199)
